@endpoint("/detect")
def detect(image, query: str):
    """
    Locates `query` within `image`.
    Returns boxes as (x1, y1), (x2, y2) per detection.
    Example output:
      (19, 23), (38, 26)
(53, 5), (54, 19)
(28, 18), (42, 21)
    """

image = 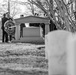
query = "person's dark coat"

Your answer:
(40, 23), (45, 37)
(20, 23), (25, 31)
(20, 23), (25, 37)
(1, 17), (8, 30)
(1, 15), (9, 42)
